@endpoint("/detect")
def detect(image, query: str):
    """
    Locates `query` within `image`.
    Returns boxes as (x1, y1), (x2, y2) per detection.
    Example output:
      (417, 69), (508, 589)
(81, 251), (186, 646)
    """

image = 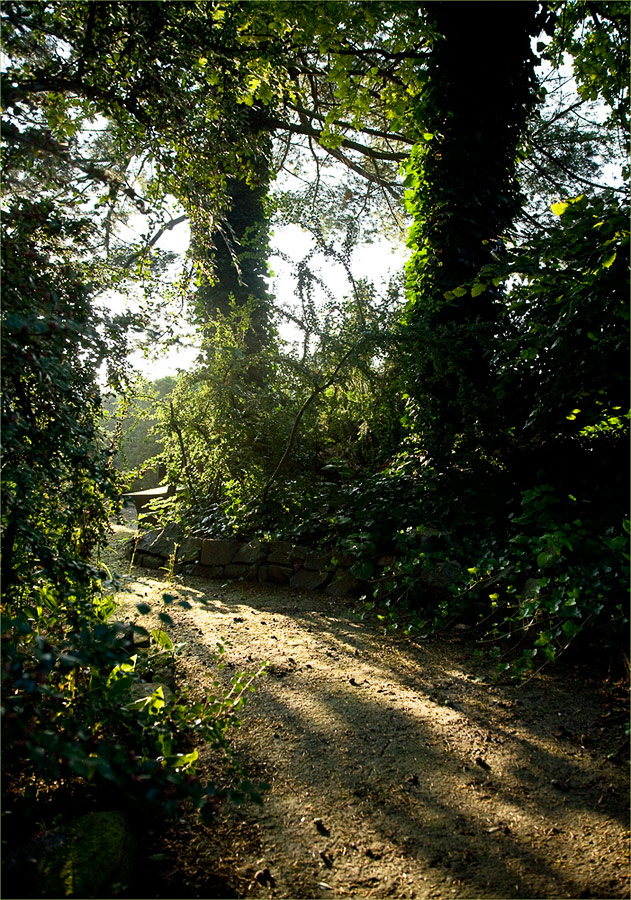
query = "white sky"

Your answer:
(121, 215), (408, 380)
